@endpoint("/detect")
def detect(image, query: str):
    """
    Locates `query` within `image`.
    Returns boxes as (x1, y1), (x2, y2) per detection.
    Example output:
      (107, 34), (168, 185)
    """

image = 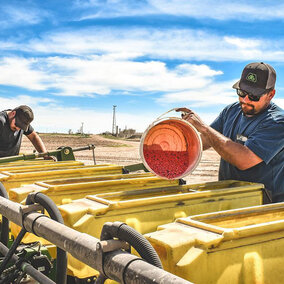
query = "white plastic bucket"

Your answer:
(140, 110), (202, 179)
